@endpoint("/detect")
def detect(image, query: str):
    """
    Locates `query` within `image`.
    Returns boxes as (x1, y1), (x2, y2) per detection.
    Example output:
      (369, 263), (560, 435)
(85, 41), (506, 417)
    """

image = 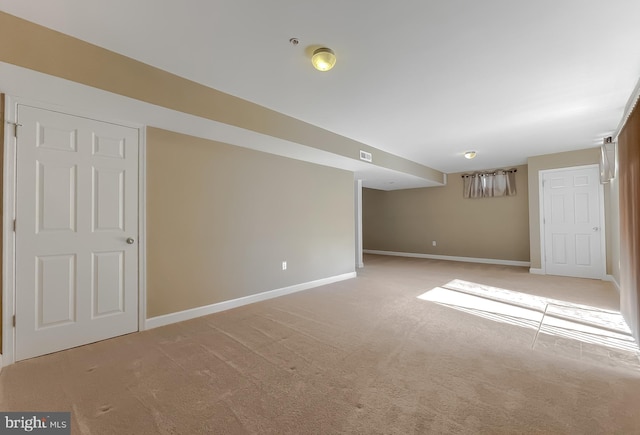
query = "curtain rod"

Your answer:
(461, 168), (518, 178)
